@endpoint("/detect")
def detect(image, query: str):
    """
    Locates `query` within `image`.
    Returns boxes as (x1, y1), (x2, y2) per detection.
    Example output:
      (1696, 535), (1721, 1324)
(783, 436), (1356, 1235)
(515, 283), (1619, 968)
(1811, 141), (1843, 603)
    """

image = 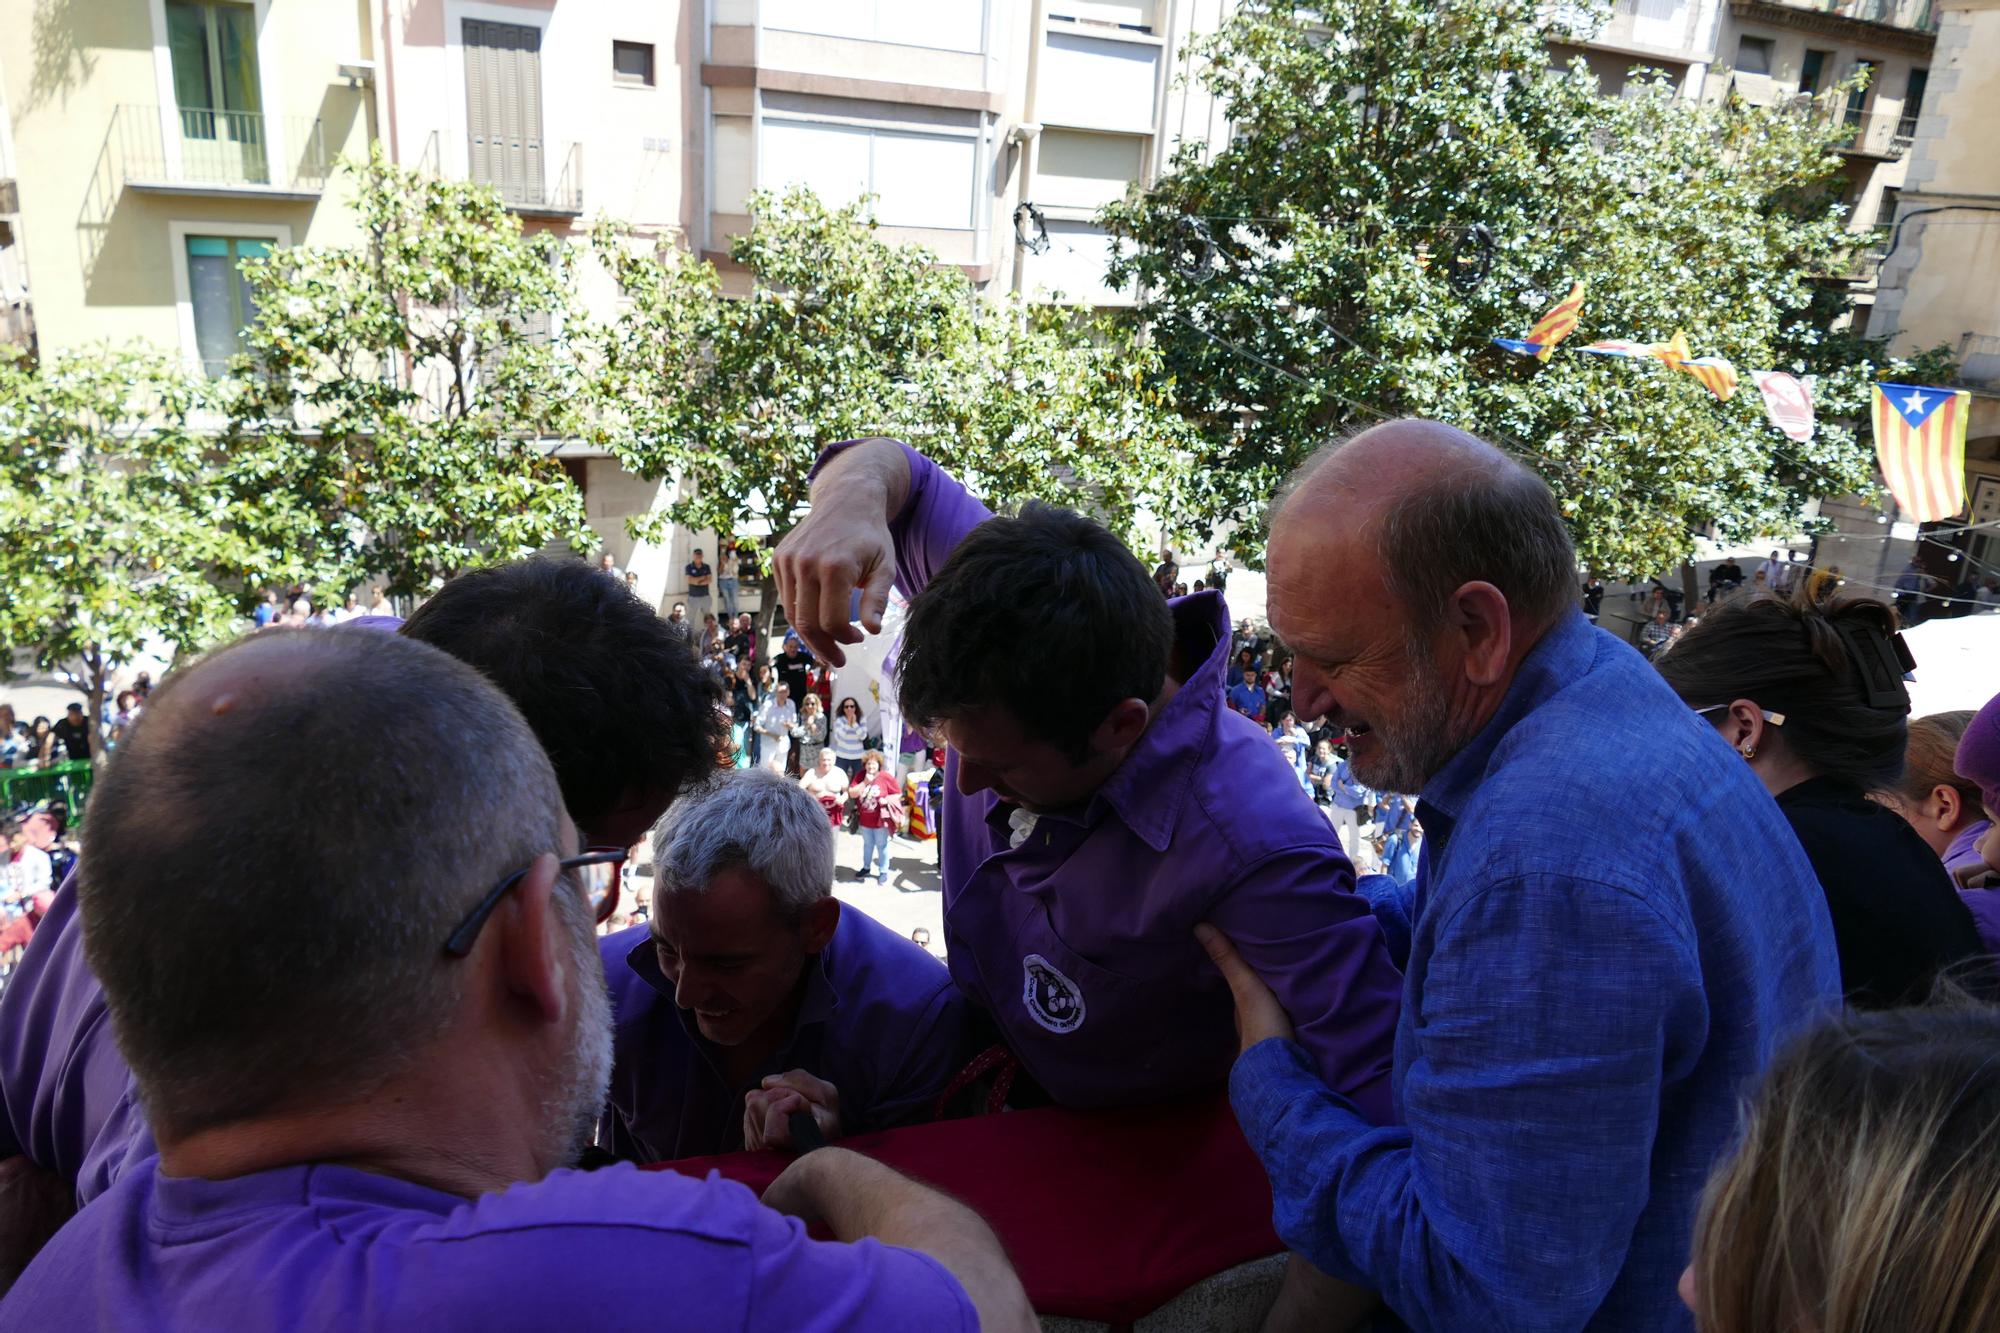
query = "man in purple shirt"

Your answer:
(773, 439), (1401, 1120)
(0, 560), (729, 1277)
(2, 629), (1033, 1331)
(599, 770), (969, 1159)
